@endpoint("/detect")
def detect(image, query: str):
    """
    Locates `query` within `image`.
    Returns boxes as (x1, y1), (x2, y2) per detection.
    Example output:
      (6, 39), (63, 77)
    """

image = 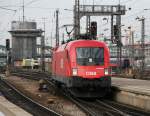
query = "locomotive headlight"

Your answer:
(105, 68), (109, 75)
(72, 68), (78, 76)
